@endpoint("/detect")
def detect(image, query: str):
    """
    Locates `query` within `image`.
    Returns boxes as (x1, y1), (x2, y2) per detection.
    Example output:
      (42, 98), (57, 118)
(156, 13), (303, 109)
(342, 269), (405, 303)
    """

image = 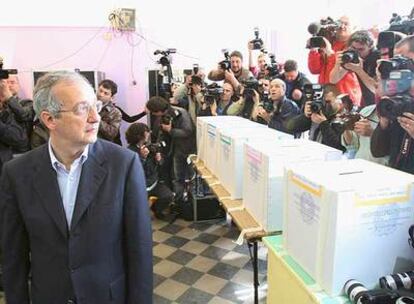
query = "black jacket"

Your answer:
(278, 72), (311, 109)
